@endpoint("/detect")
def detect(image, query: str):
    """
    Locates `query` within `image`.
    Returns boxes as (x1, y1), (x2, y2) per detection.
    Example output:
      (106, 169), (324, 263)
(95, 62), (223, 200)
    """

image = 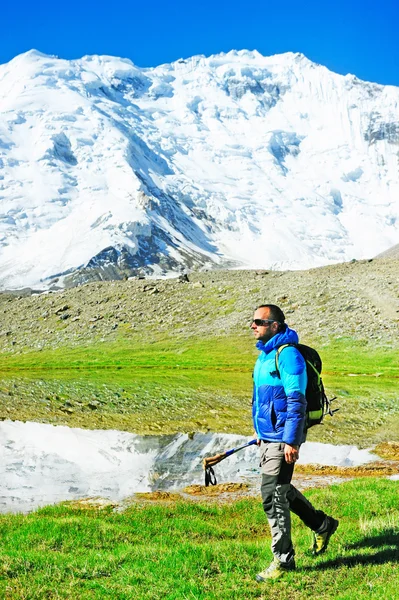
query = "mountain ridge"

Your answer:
(0, 49), (398, 290)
